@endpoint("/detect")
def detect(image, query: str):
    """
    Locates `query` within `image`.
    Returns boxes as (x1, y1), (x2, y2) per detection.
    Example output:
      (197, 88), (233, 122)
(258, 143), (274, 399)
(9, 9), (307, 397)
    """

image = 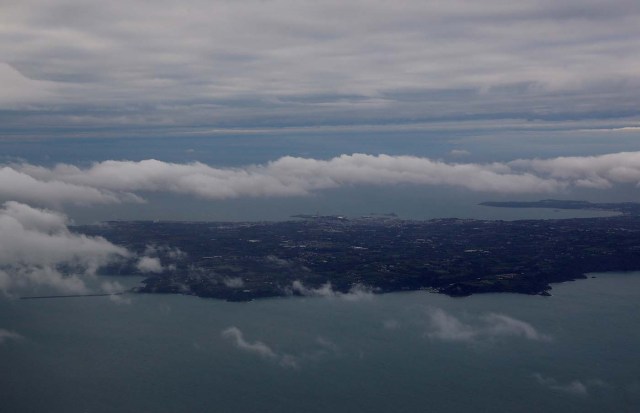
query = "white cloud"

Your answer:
(0, 166), (137, 207)
(0, 328), (23, 344)
(510, 151), (640, 188)
(4, 151), (640, 206)
(425, 308), (550, 343)
(222, 277), (244, 288)
(290, 280), (374, 301)
(136, 256), (163, 273)
(0, 201), (130, 295)
(221, 326), (298, 368)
